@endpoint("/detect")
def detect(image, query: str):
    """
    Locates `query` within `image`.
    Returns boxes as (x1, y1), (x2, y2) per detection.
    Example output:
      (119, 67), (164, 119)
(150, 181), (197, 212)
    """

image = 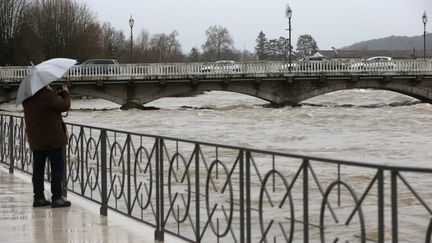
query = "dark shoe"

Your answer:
(51, 198), (71, 208)
(33, 198), (51, 207)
